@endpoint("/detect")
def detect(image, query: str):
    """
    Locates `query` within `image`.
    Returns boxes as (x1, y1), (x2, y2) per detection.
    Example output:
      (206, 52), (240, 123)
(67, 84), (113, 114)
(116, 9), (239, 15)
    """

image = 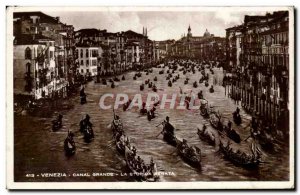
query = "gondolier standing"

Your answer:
(244, 114), (260, 141)
(163, 116), (175, 135)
